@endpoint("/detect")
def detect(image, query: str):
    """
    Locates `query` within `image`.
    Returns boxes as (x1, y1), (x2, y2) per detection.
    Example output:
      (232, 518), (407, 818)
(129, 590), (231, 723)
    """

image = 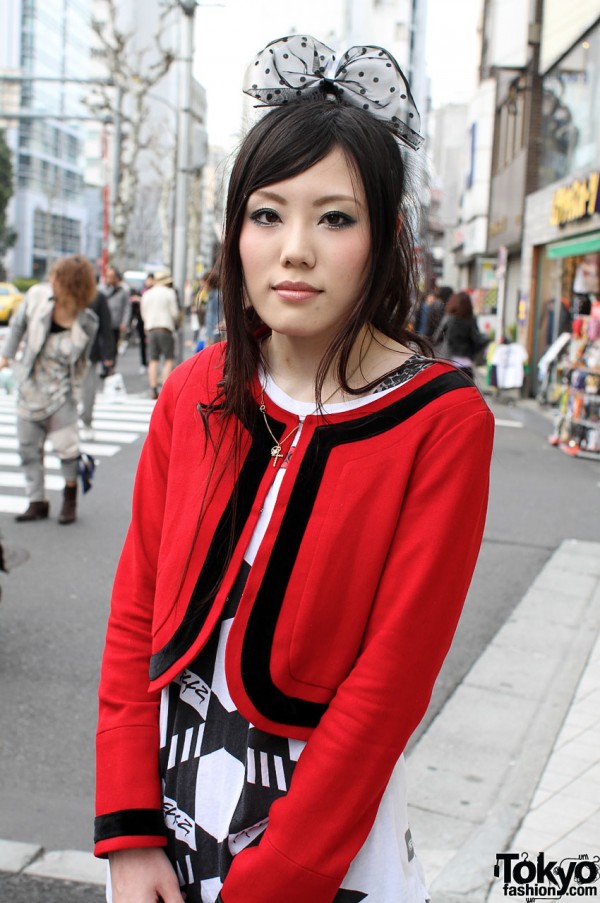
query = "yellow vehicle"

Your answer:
(0, 283), (24, 325)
